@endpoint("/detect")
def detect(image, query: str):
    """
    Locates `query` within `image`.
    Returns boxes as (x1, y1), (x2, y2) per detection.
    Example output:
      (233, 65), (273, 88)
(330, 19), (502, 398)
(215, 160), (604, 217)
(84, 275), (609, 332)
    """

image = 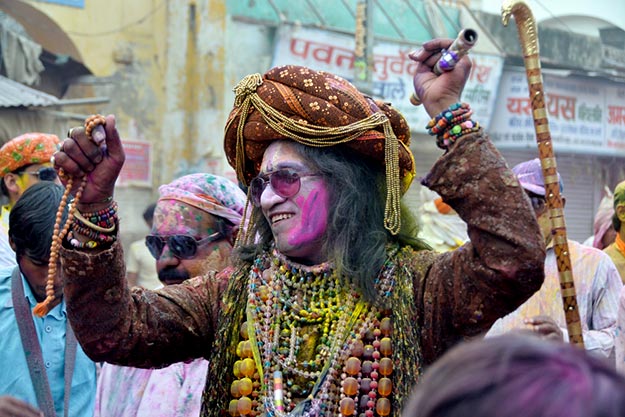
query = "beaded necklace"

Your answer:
(229, 249), (397, 417)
